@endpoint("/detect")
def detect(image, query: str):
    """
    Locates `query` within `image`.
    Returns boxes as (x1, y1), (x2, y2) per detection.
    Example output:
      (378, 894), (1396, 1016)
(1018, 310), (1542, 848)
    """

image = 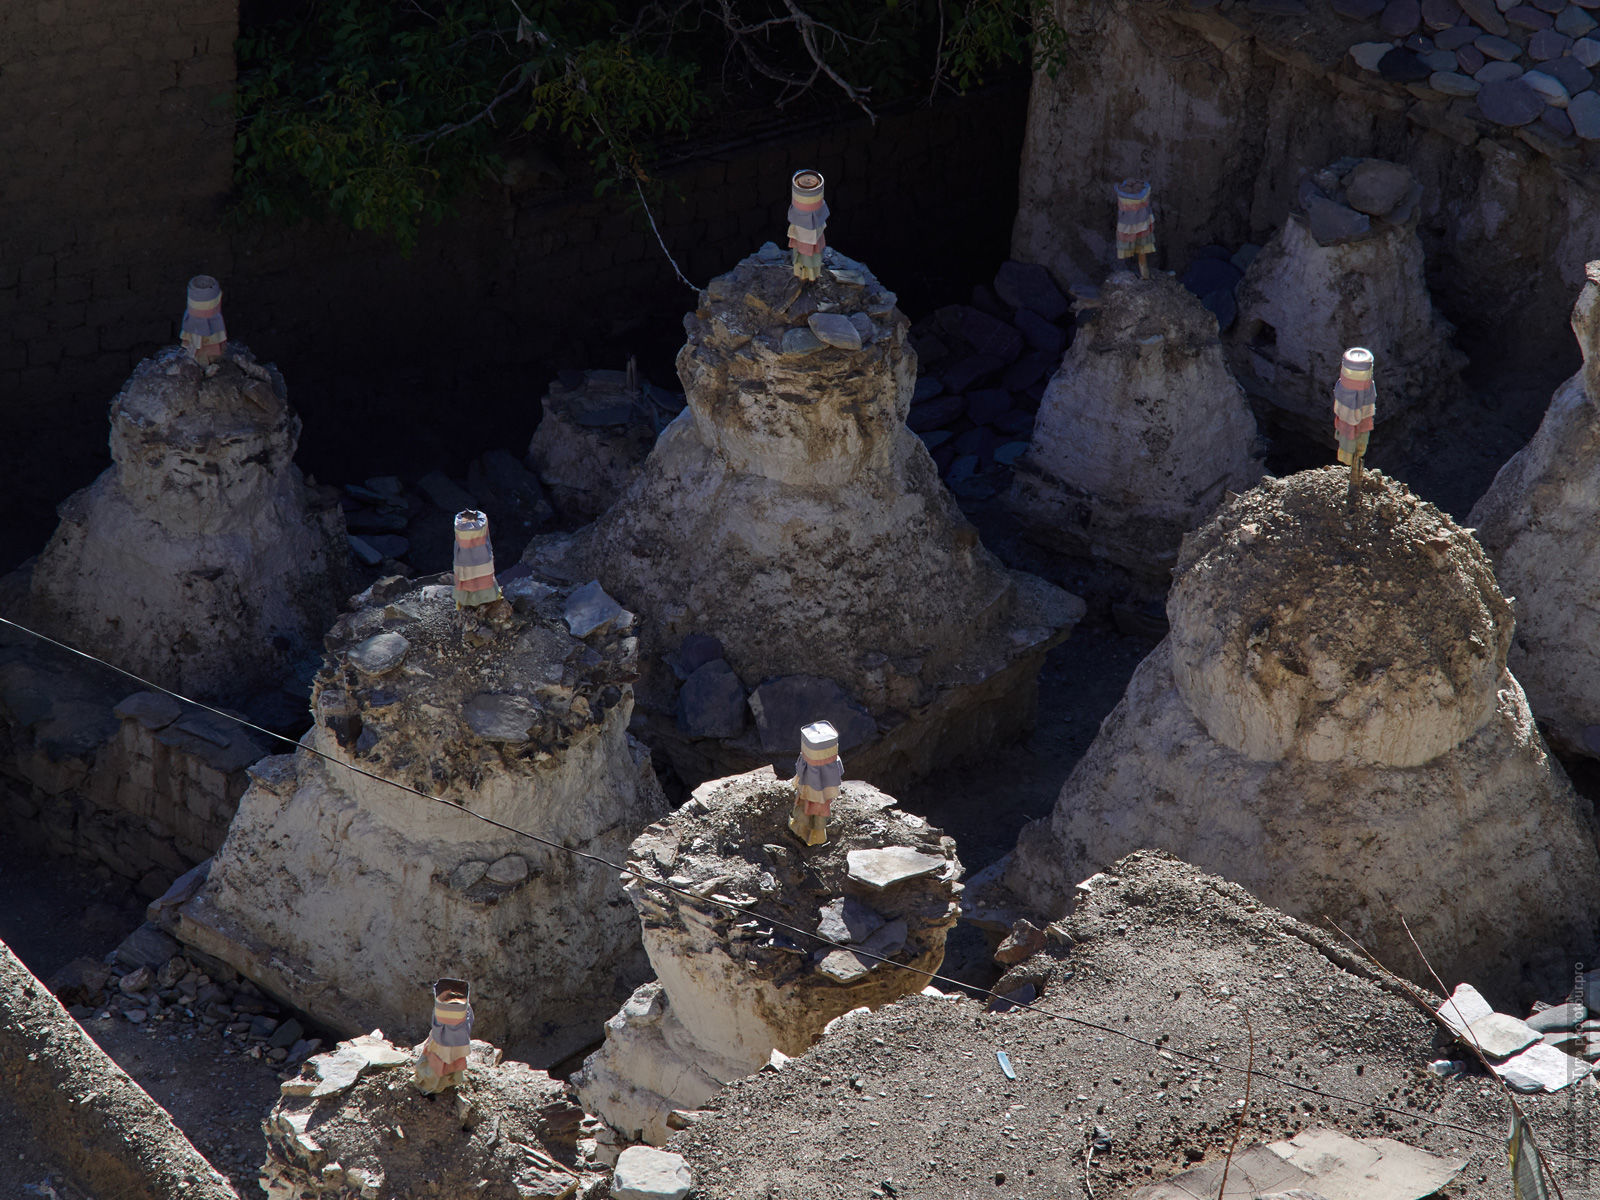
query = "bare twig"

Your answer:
(781, 0), (876, 121)
(1214, 1008), (1255, 1200)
